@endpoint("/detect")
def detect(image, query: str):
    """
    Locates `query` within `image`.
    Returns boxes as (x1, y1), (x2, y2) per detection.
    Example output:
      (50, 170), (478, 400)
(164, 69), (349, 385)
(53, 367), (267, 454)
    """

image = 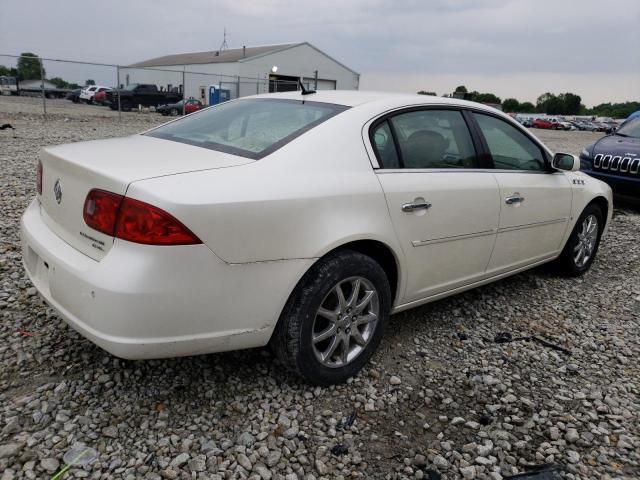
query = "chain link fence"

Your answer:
(0, 54), (312, 121)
